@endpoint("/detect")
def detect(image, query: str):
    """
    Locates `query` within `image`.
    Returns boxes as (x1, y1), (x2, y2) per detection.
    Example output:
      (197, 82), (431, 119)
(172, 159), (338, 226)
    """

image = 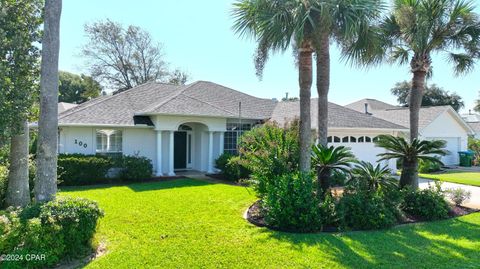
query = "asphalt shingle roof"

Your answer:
(270, 99), (407, 130)
(367, 106), (451, 129)
(346, 98), (397, 113)
(58, 81), (277, 126)
(469, 122), (480, 134)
